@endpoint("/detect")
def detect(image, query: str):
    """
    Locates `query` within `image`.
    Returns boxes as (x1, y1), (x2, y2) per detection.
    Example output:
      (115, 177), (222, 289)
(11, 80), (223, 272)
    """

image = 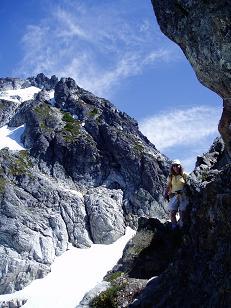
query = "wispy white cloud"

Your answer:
(139, 106), (221, 172)
(139, 106), (220, 151)
(15, 0), (180, 96)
